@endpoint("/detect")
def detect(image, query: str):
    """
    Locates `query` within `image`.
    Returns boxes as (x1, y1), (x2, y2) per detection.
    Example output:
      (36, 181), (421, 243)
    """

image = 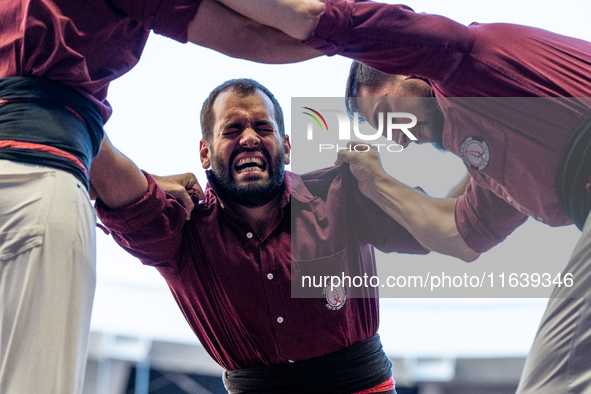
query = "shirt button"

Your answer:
(277, 317), (284, 323)
(505, 195), (513, 203)
(537, 216), (544, 223)
(267, 273), (274, 280)
(246, 232), (253, 239)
